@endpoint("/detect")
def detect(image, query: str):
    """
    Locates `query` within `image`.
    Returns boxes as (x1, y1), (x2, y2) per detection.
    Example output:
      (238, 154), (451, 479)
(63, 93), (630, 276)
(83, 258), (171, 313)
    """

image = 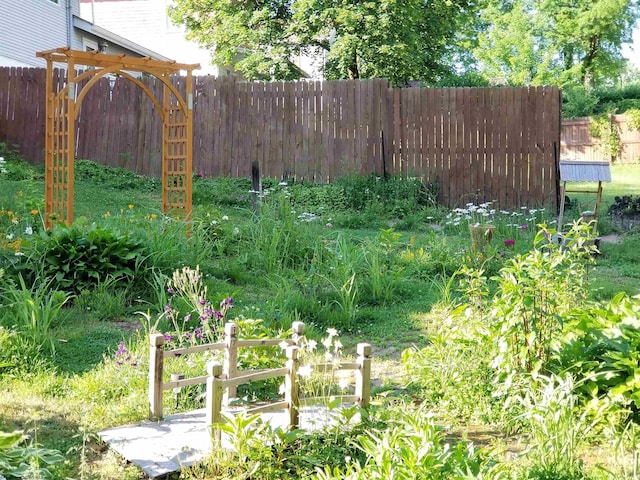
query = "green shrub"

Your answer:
(0, 142), (41, 181)
(553, 293), (640, 413)
(74, 159), (160, 192)
(16, 222), (150, 293)
(0, 430), (65, 480)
